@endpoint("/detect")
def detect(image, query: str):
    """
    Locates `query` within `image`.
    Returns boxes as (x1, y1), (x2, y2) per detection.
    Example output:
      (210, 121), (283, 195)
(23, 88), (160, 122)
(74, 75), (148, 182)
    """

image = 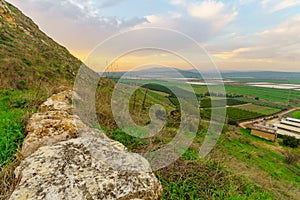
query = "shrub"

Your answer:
(282, 135), (300, 148)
